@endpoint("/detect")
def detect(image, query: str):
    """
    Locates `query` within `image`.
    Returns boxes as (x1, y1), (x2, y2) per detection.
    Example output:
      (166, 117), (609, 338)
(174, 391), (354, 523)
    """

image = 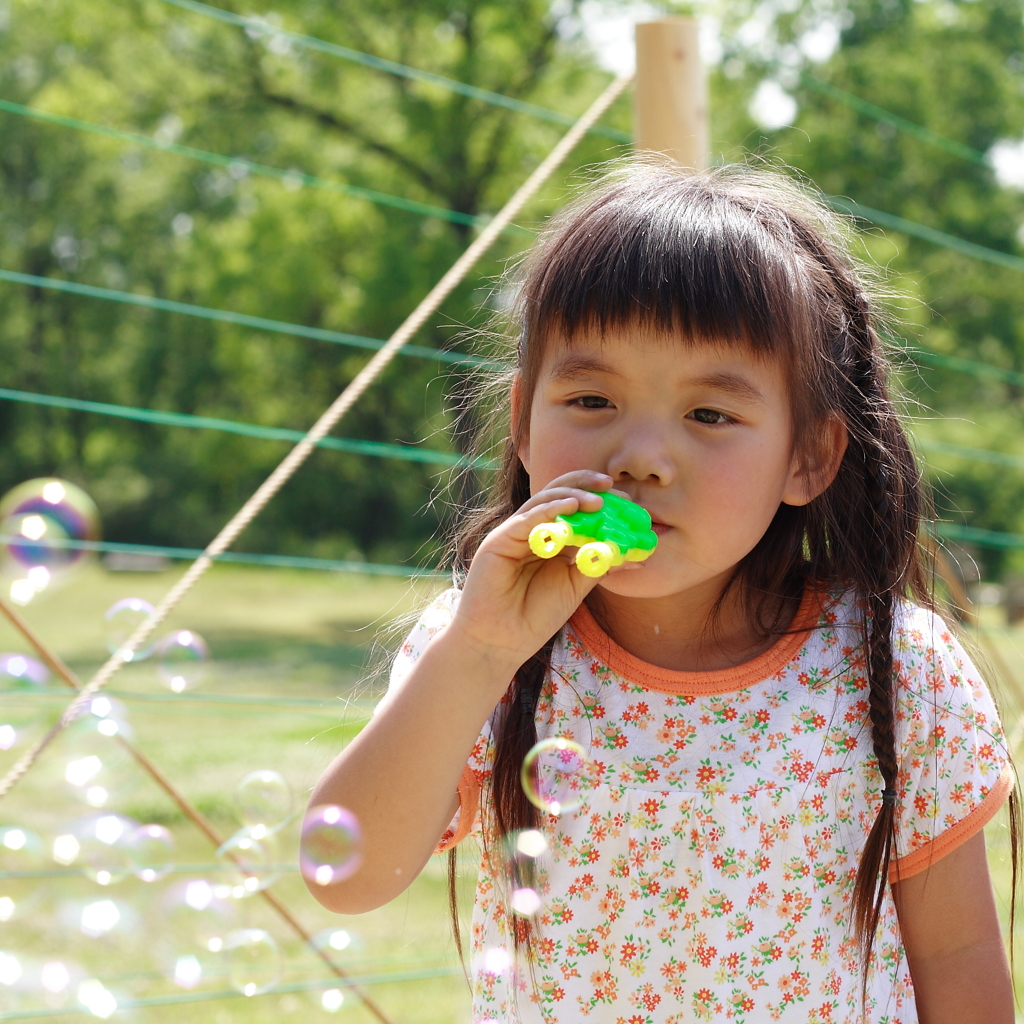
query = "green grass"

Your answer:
(3, 566), (1024, 1020)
